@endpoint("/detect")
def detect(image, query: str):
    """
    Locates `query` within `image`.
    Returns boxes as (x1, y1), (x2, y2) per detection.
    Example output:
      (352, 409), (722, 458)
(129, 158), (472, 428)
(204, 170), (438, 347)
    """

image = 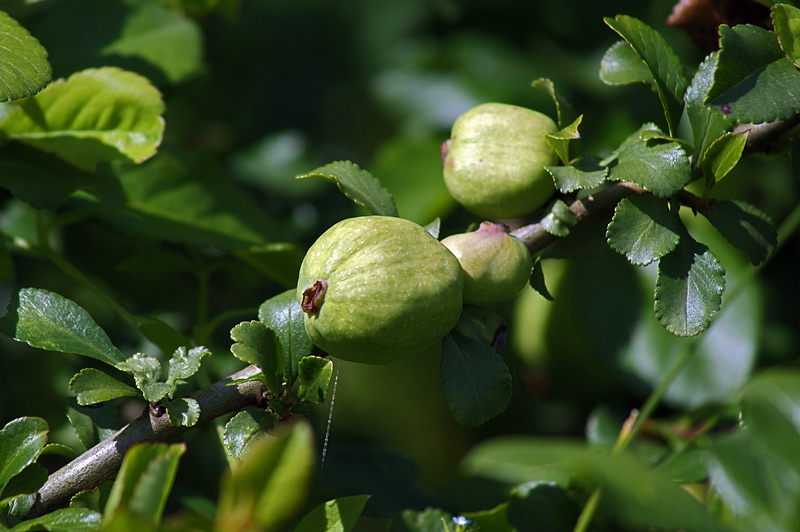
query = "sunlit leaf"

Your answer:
(297, 161), (399, 217)
(606, 194), (682, 266)
(166, 346), (211, 389)
(230, 321), (281, 395)
(702, 132), (747, 185)
(69, 368), (139, 406)
(600, 40), (653, 85)
(608, 138), (691, 198)
(165, 398), (200, 427)
(293, 495), (370, 532)
(116, 353), (171, 403)
(0, 11), (51, 102)
(685, 52), (734, 171)
(10, 507), (101, 532)
(296, 356), (332, 405)
(223, 407), (279, 460)
(258, 289), (314, 386)
(546, 158), (608, 193)
(0, 417), (48, 496)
